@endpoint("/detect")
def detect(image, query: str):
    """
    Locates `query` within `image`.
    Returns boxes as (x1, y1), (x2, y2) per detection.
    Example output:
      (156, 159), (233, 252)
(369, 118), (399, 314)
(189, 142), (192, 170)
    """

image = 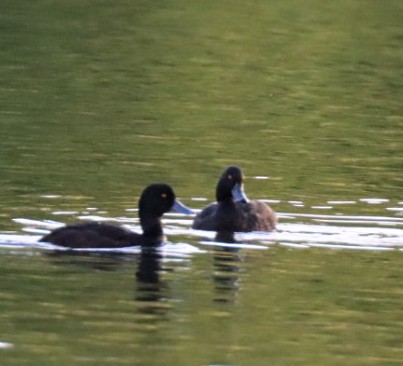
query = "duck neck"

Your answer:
(140, 215), (164, 241)
(216, 181), (234, 204)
